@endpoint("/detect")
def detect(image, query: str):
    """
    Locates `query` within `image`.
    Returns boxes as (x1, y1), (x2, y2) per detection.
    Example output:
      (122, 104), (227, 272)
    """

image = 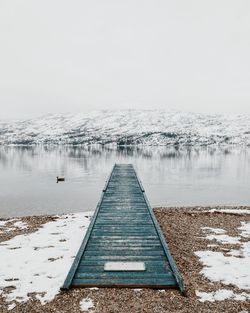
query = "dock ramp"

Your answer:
(62, 164), (184, 292)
